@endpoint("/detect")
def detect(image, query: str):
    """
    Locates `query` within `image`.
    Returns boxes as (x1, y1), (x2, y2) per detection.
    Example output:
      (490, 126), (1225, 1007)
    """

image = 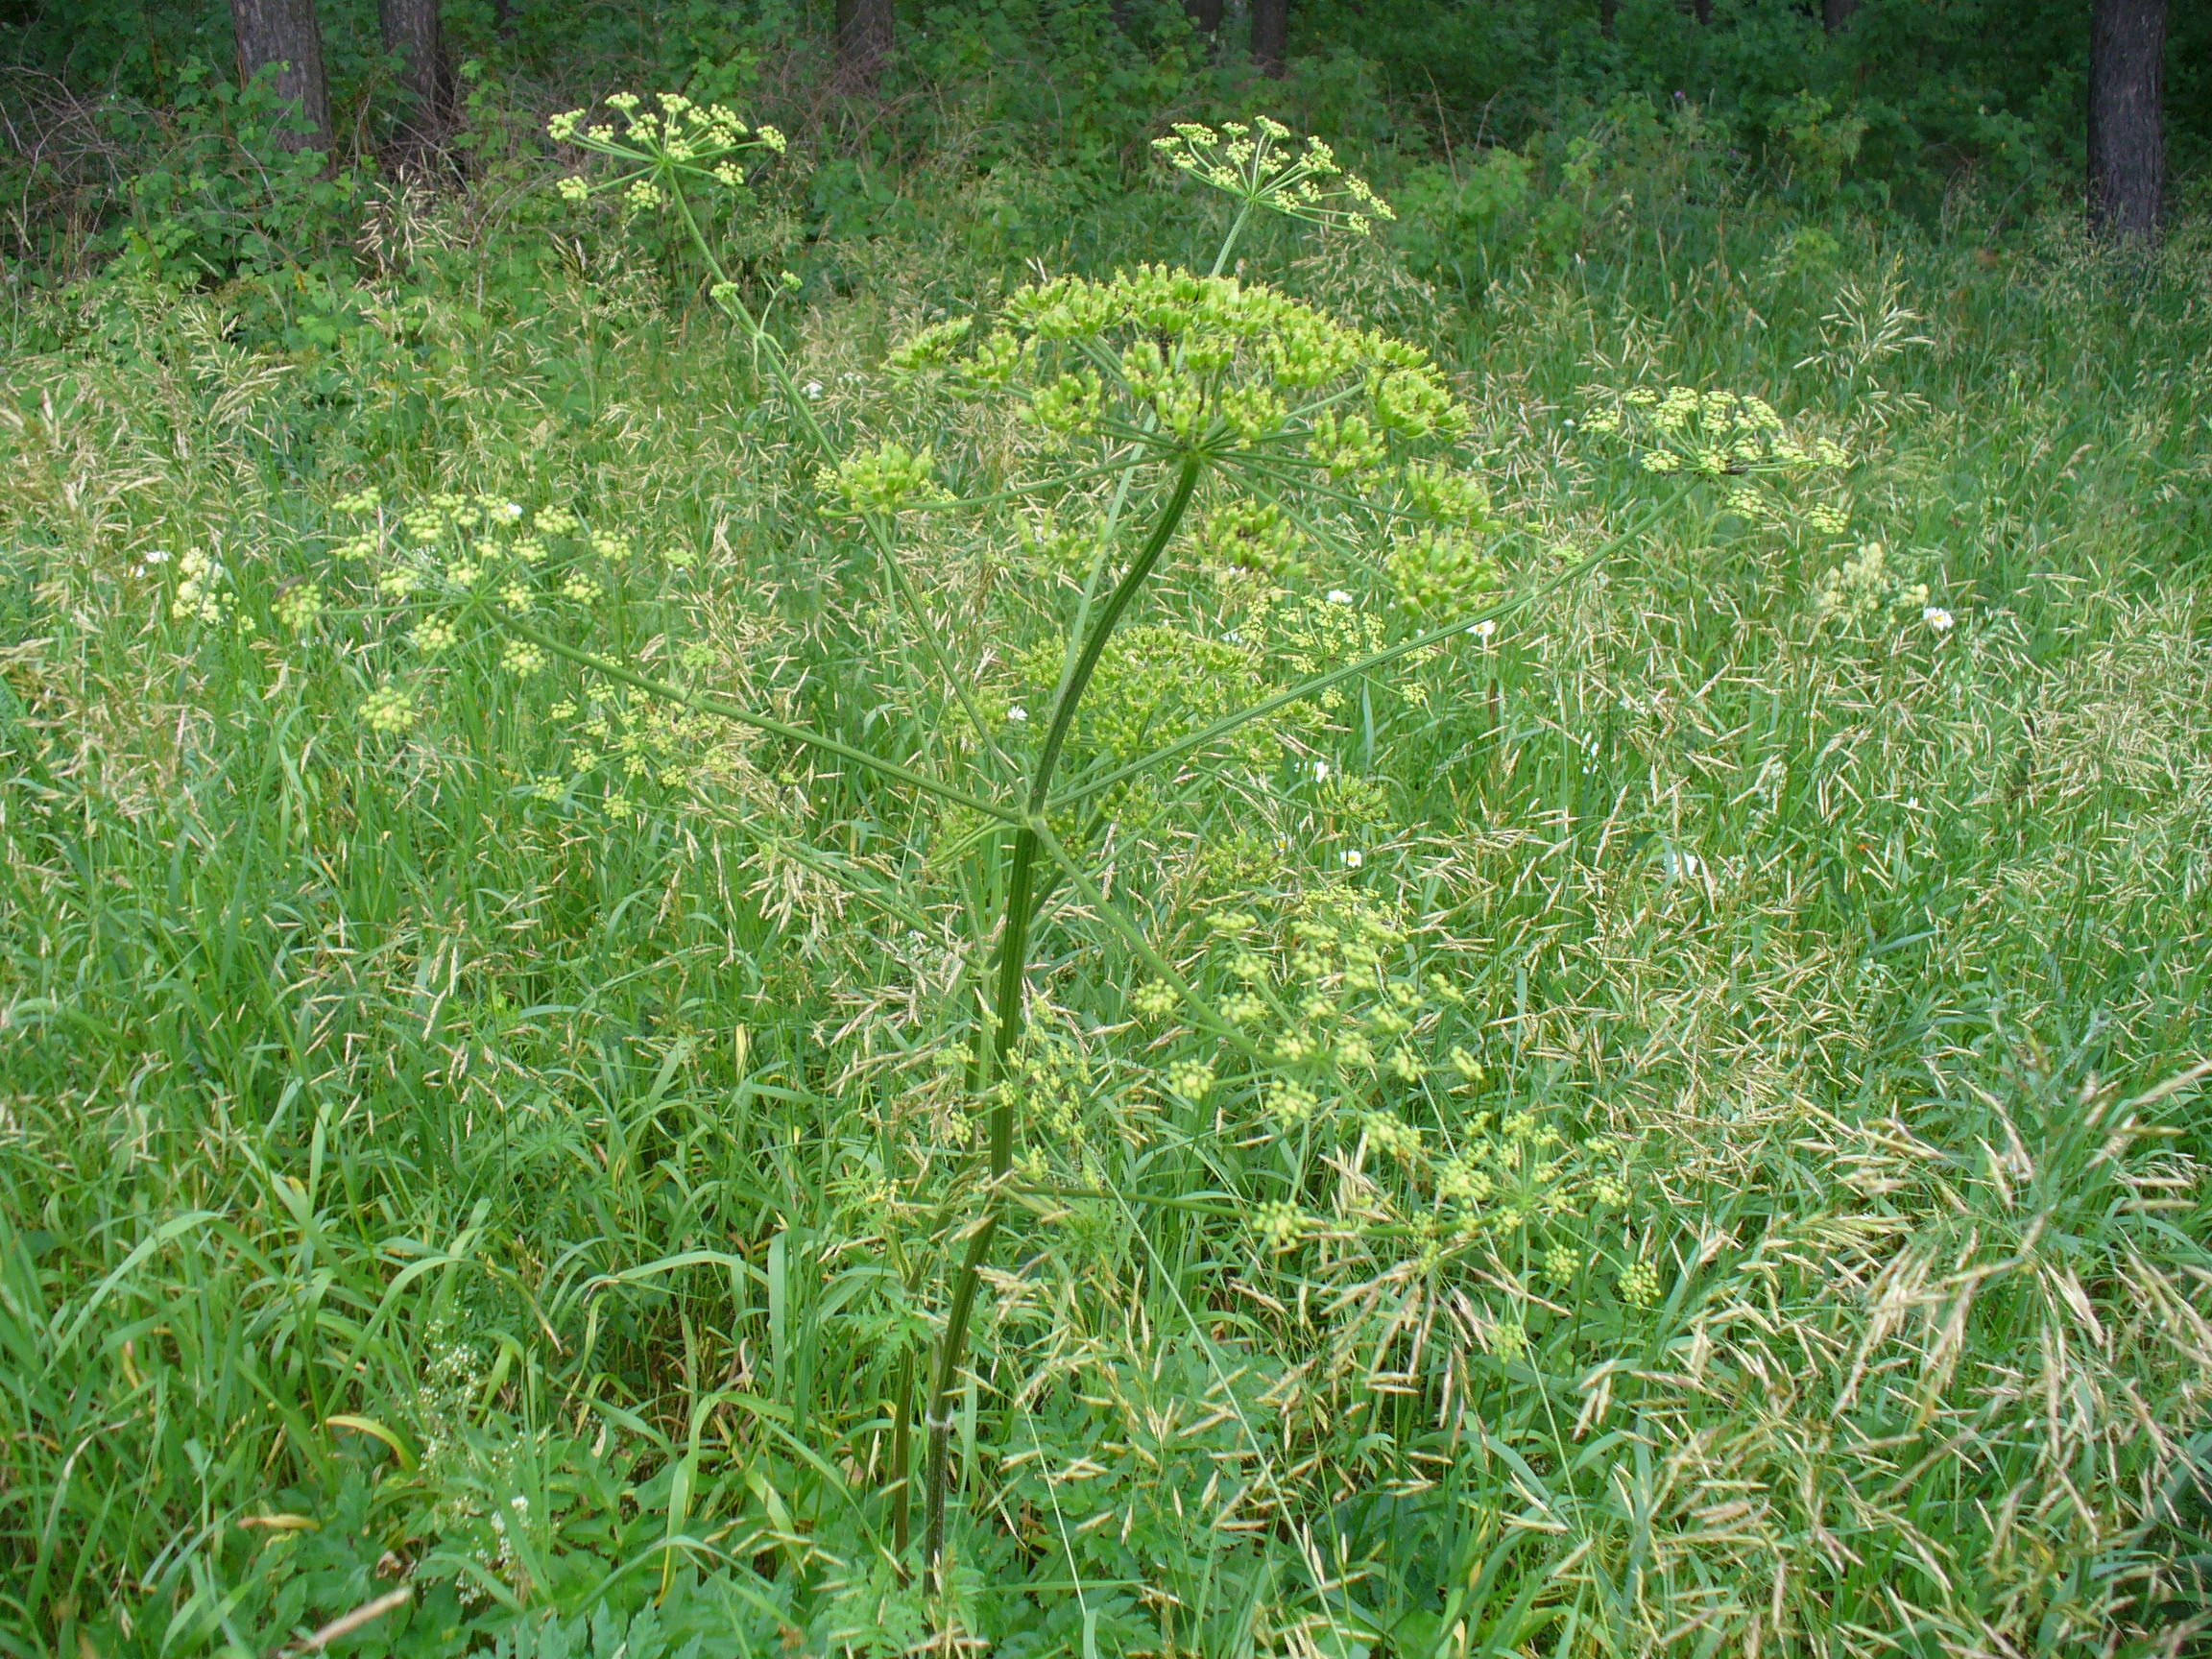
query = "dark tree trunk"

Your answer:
(1187, 0), (1223, 35)
(835, 0), (894, 92)
(1600, 0), (1617, 40)
(380, 0), (451, 143)
(1693, 0), (1711, 24)
(2088, 0), (2167, 241)
(1251, 0), (1287, 77)
(229, 0), (330, 151)
(1823, 0), (1859, 33)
